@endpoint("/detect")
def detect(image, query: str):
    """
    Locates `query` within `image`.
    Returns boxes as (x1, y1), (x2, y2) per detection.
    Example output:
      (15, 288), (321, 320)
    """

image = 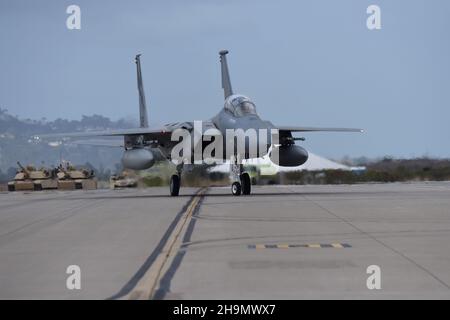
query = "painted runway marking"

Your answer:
(125, 188), (207, 300)
(248, 243), (352, 249)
